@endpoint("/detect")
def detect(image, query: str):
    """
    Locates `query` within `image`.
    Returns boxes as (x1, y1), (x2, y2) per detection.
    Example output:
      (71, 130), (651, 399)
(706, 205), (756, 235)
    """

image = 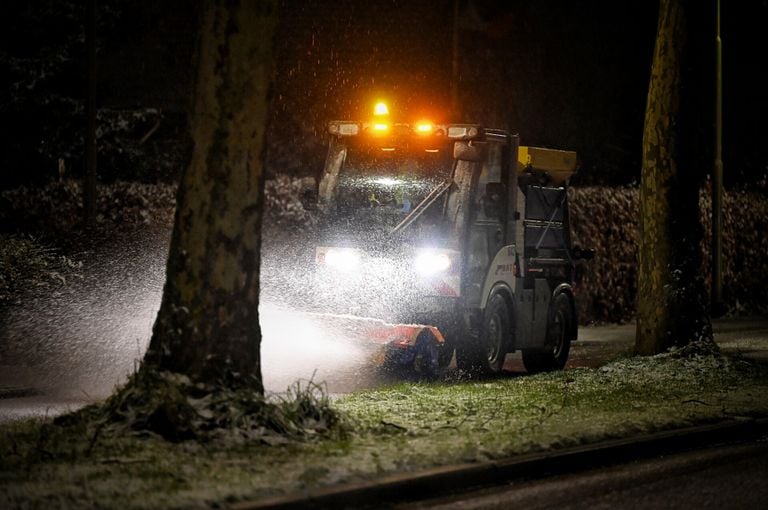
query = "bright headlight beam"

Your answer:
(325, 248), (362, 271)
(414, 251), (451, 276)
